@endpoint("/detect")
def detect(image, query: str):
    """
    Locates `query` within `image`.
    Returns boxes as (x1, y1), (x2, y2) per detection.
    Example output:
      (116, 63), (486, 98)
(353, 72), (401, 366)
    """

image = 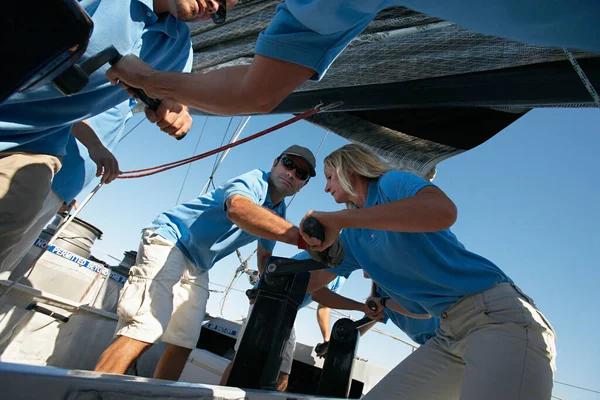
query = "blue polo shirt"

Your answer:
(50, 101), (132, 203)
(256, 0), (599, 80)
(328, 170), (511, 317)
(51, 15), (194, 203)
(375, 286), (438, 345)
(0, 0), (192, 156)
(150, 169), (286, 270)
